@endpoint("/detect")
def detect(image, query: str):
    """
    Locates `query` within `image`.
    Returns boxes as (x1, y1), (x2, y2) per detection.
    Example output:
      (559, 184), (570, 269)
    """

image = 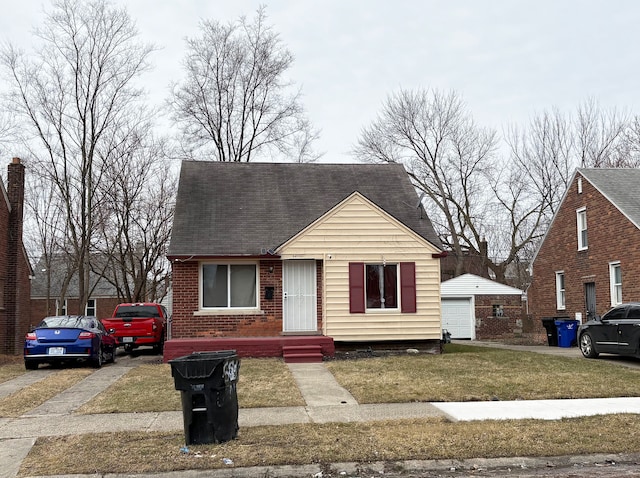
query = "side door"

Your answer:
(595, 305), (626, 354)
(617, 304), (640, 356)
